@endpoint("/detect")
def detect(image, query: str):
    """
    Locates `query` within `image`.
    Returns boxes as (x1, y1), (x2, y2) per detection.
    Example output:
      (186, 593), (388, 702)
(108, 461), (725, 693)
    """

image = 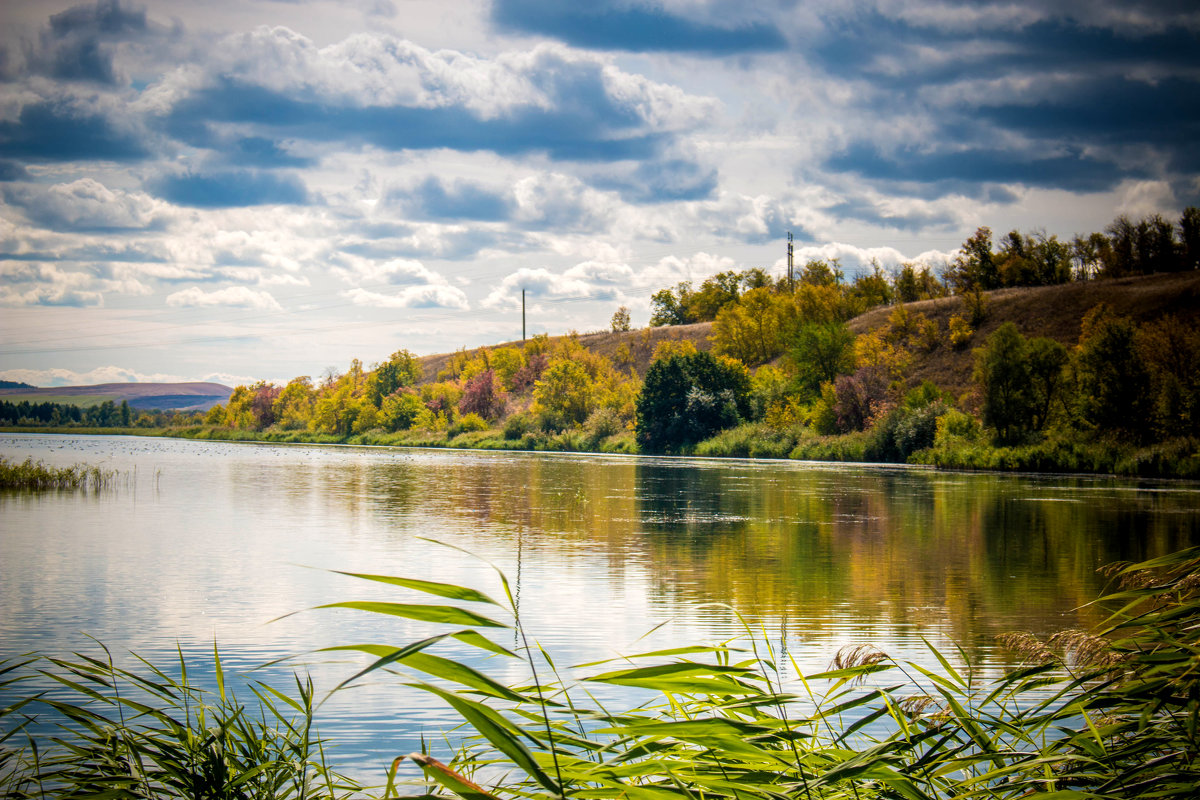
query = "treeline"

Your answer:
(650, 206), (1200, 330)
(0, 399), (181, 428)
